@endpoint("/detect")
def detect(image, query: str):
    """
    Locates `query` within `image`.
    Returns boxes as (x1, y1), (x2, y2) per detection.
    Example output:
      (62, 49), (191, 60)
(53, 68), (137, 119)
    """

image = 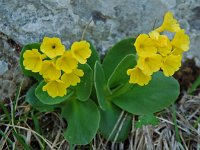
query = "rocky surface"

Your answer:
(0, 0), (200, 98)
(0, 35), (30, 99)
